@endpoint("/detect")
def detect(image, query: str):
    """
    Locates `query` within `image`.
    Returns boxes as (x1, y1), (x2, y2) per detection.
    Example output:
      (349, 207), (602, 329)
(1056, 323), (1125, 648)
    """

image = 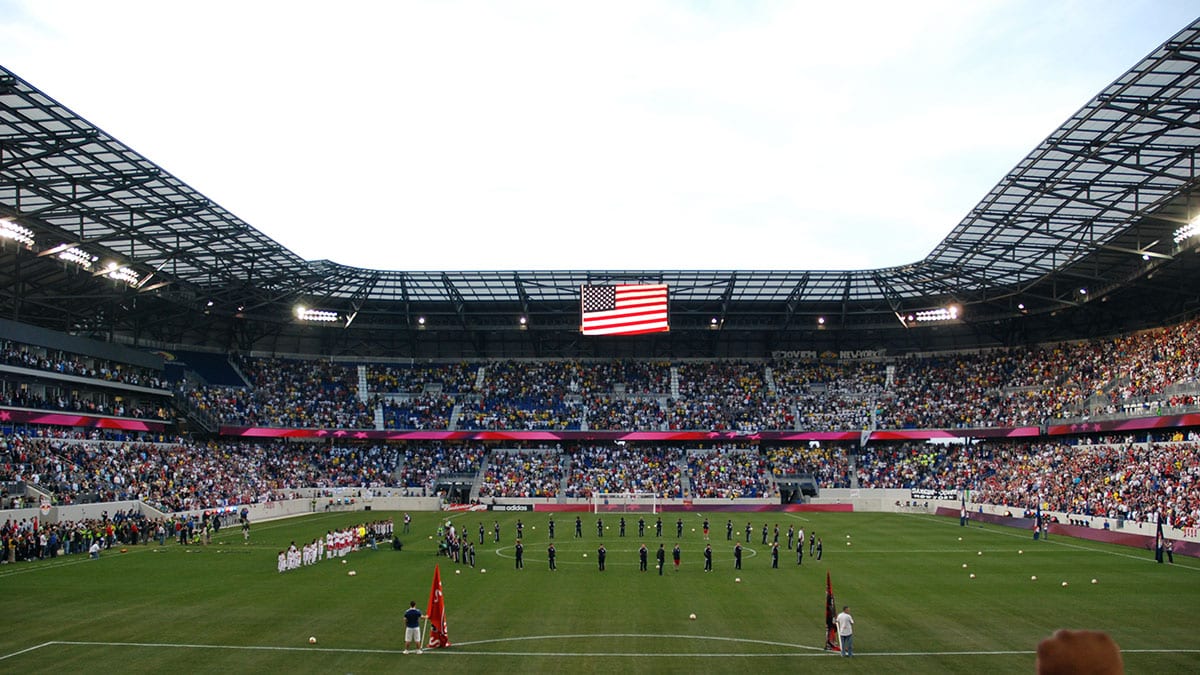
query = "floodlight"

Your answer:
(57, 246), (97, 269)
(914, 306), (960, 322)
(900, 304), (962, 327)
(1174, 220), (1199, 244)
(0, 219), (34, 247)
(295, 306), (340, 322)
(104, 262), (140, 285)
